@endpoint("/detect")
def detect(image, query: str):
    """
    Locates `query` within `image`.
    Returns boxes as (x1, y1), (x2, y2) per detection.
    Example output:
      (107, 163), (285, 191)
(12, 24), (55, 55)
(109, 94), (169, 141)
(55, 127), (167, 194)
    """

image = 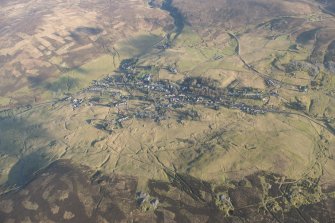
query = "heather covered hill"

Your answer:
(1, 160), (334, 223)
(174, 0), (316, 28)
